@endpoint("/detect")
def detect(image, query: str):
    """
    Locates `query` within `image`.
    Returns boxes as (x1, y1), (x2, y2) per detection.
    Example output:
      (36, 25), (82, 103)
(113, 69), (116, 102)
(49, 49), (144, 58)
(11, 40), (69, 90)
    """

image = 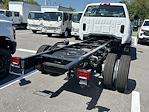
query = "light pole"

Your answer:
(45, 0), (48, 6)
